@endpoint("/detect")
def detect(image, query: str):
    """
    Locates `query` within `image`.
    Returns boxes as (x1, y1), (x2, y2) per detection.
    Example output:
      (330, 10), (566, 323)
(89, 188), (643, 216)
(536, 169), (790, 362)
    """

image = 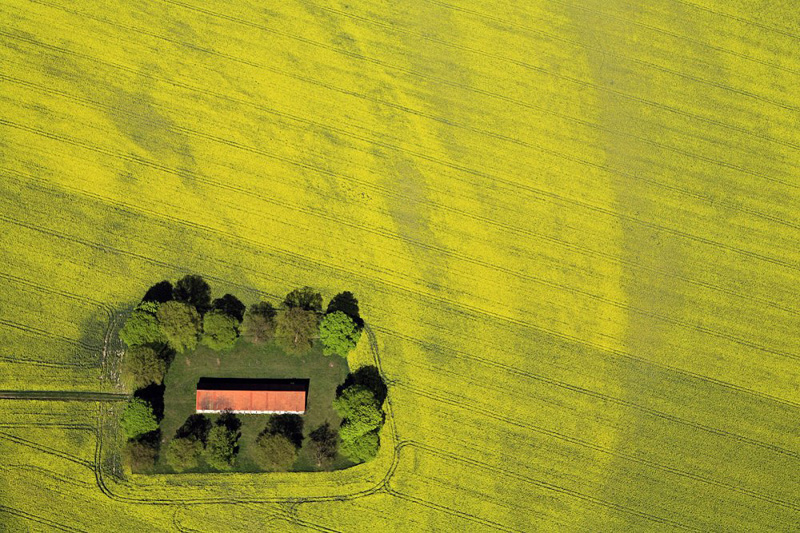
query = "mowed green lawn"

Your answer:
(156, 339), (351, 473)
(2, 0), (800, 531)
